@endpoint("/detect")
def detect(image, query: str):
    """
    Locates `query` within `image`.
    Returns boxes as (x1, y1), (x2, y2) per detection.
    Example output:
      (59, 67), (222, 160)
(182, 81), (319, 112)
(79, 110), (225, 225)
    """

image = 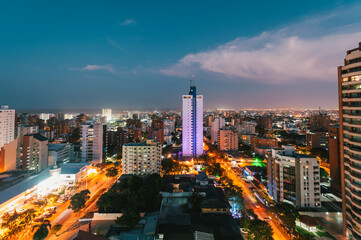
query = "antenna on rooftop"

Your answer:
(190, 74), (196, 87)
